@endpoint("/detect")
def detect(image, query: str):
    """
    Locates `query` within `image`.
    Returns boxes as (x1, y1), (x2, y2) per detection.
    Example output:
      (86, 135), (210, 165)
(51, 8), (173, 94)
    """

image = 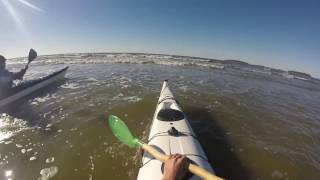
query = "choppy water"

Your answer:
(1, 53), (320, 180)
